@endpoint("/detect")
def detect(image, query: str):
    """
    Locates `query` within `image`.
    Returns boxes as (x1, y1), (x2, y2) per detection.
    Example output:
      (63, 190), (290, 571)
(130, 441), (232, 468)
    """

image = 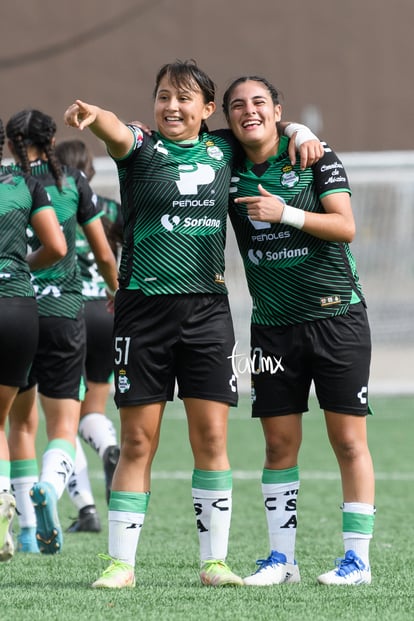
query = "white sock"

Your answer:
(108, 510), (146, 567)
(262, 478), (299, 564)
(192, 487), (232, 563)
(79, 413), (118, 458)
(66, 437), (95, 510)
(10, 459), (38, 528)
(11, 478), (37, 528)
(107, 491), (150, 567)
(342, 502), (375, 568)
(41, 444), (75, 499)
